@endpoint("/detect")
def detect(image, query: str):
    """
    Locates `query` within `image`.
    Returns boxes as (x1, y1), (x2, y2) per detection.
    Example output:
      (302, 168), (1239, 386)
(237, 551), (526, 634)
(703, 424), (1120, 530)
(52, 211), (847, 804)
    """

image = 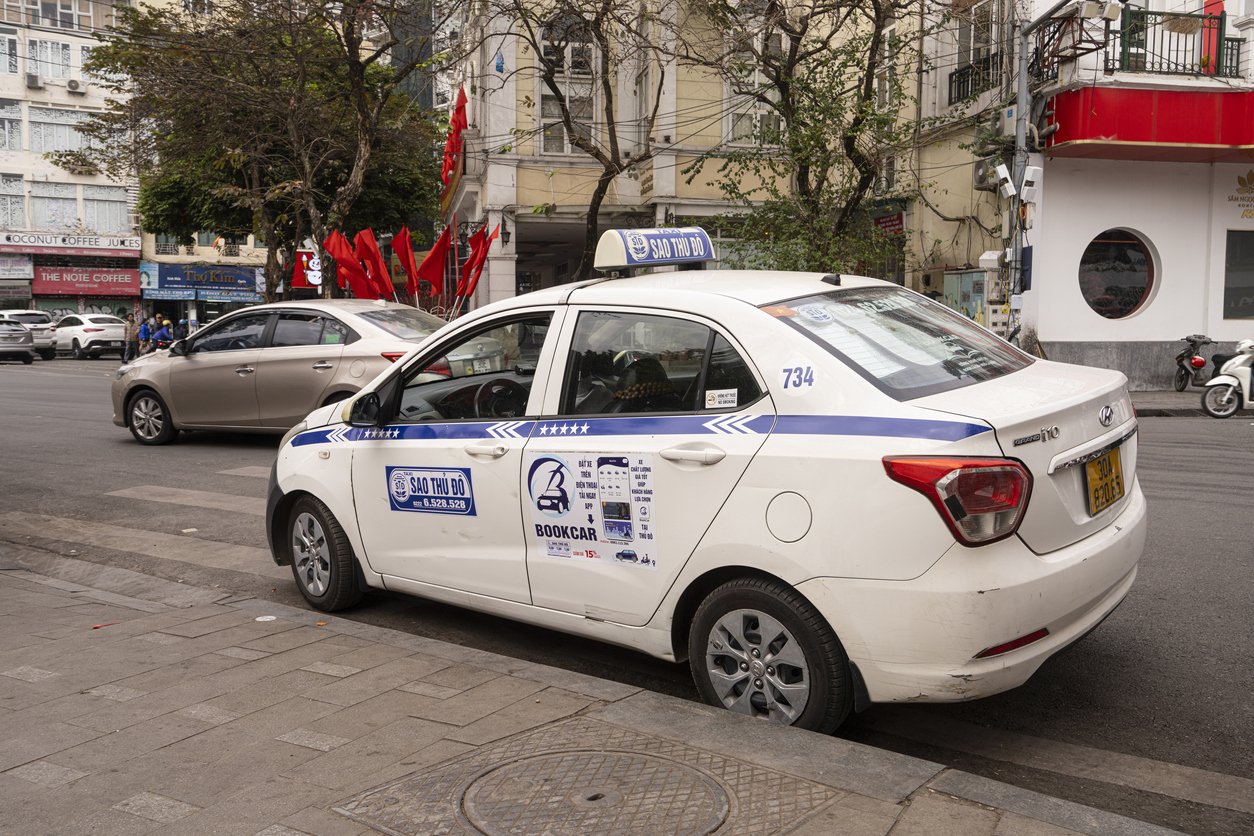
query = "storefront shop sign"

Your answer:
(0, 279), (30, 299)
(0, 233), (141, 258)
(143, 287), (197, 300)
(158, 263), (261, 293)
(0, 255), (33, 279)
(873, 212), (904, 235)
(198, 288), (263, 303)
(32, 266), (140, 296)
